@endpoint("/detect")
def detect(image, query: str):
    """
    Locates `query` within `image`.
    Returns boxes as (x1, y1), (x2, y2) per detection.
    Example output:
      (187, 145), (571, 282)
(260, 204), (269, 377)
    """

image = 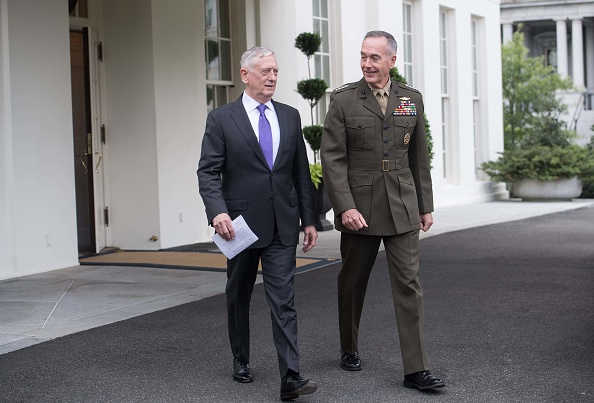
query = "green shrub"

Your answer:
(481, 145), (594, 184)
